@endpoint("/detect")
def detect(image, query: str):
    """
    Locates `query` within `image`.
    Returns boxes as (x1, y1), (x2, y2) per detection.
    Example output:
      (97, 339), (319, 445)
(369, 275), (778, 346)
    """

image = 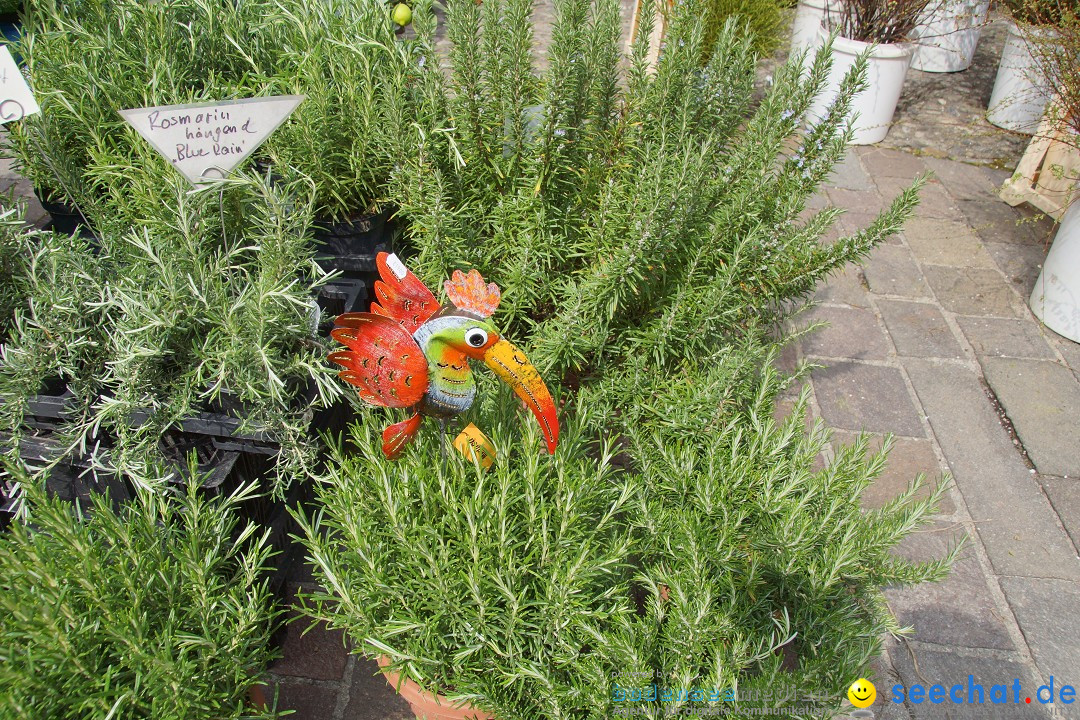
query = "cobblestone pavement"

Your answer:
(4, 4), (1079, 719)
(794, 146), (1079, 720)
